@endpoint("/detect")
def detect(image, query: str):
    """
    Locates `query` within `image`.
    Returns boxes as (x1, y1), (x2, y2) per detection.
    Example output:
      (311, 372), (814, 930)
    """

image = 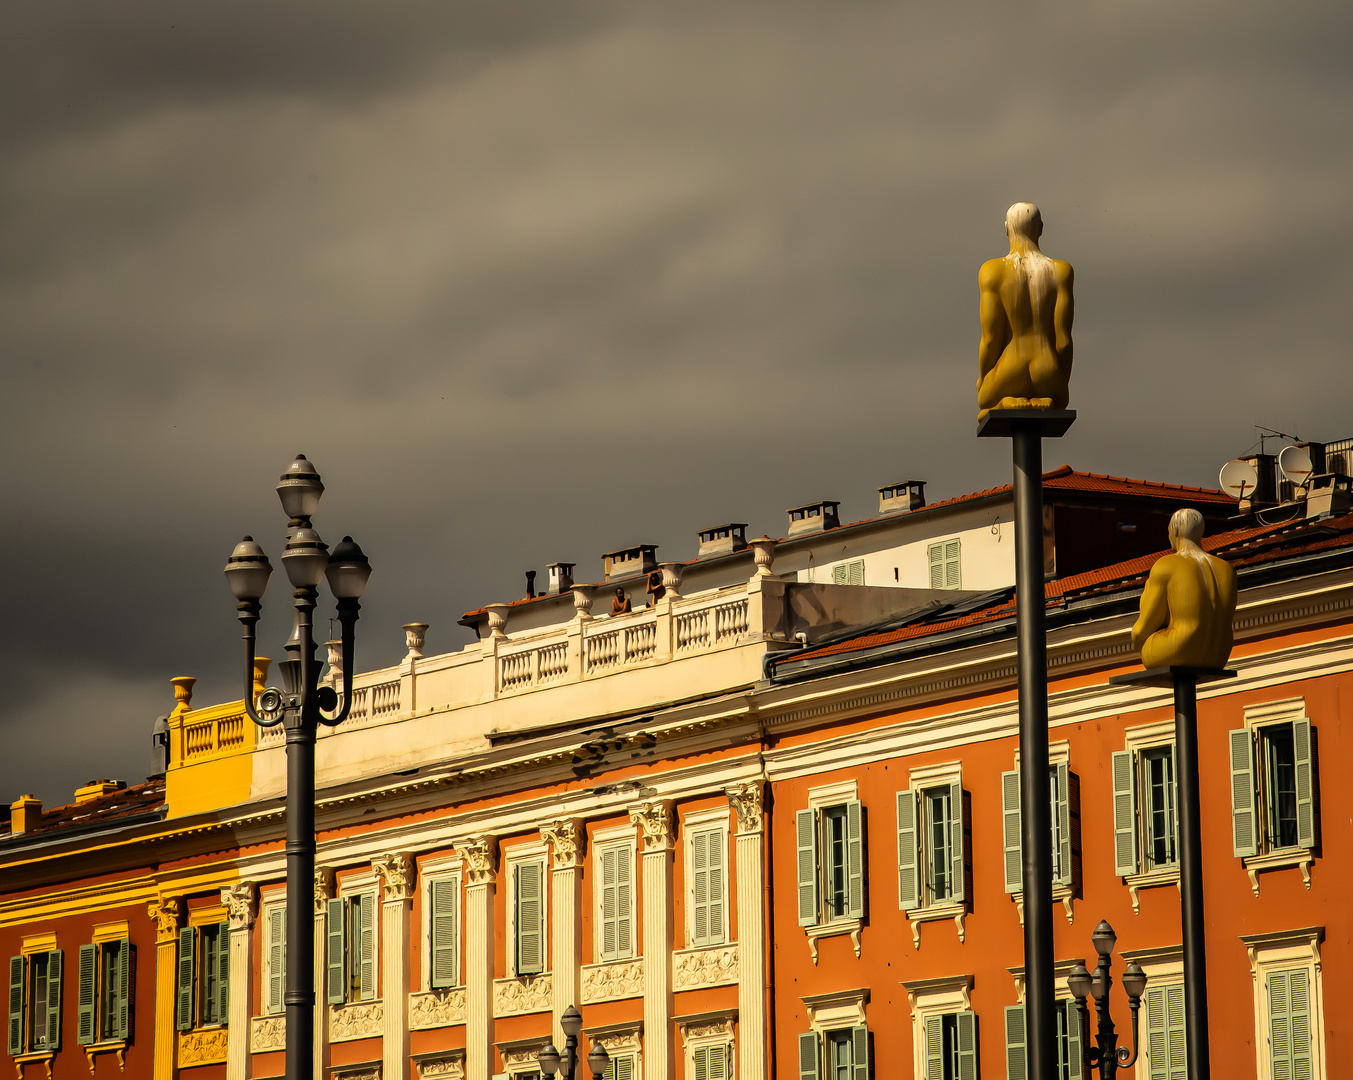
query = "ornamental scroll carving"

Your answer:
(678, 1015), (735, 1046)
(628, 801), (673, 851)
(408, 989), (466, 1030)
(492, 974), (553, 1017)
(250, 1015), (286, 1054)
(177, 1028), (228, 1067)
(672, 944), (739, 990)
(221, 881), (258, 930)
(541, 819), (583, 869)
(330, 1000), (385, 1042)
(459, 837), (498, 886)
(592, 1025), (642, 1055)
(418, 1055), (465, 1079)
(315, 866), (336, 914)
(333, 1070), (381, 1080)
(725, 781), (765, 833)
(373, 851), (415, 902)
(580, 959), (645, 1004)
(148, 896), (182, 942)
(501, 1043), (551, 1069)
